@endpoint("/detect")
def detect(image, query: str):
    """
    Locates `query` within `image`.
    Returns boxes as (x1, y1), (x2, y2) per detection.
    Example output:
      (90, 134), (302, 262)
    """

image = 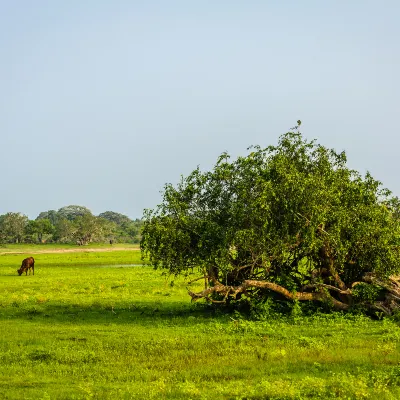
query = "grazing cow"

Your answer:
(17, 257), (35, 276)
